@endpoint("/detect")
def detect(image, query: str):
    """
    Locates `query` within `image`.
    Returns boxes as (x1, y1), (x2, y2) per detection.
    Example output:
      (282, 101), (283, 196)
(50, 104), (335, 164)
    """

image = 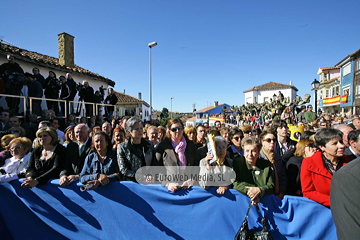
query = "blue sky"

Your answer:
(2, 0), (360, 113)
